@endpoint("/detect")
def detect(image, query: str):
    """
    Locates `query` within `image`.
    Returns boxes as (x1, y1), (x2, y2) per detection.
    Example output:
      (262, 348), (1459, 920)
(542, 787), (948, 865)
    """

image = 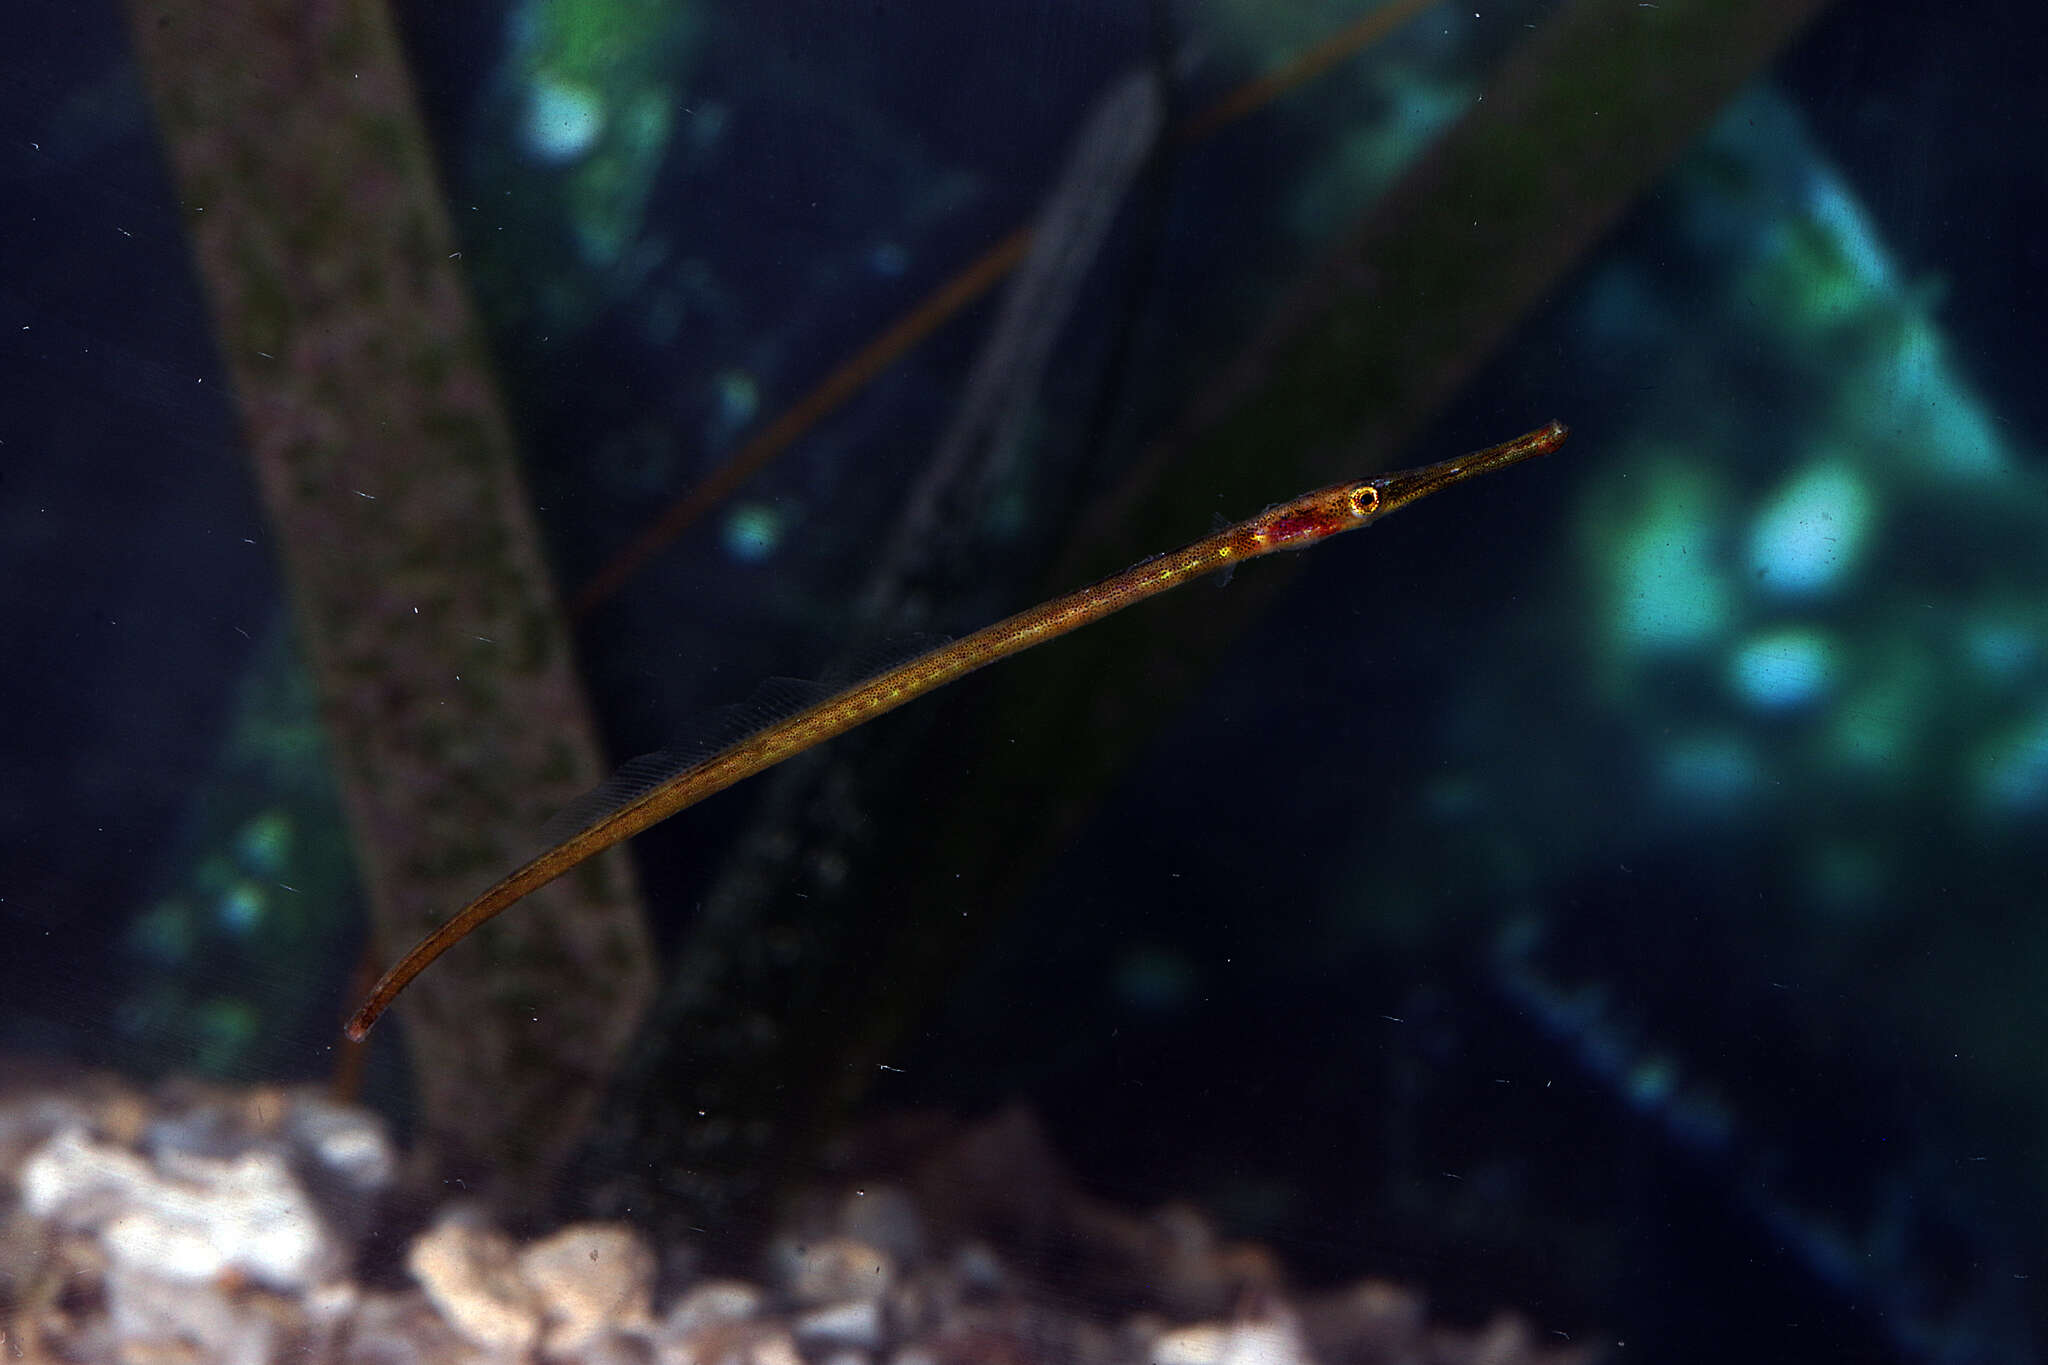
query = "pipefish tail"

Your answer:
(344, 420), (1567, 1040)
